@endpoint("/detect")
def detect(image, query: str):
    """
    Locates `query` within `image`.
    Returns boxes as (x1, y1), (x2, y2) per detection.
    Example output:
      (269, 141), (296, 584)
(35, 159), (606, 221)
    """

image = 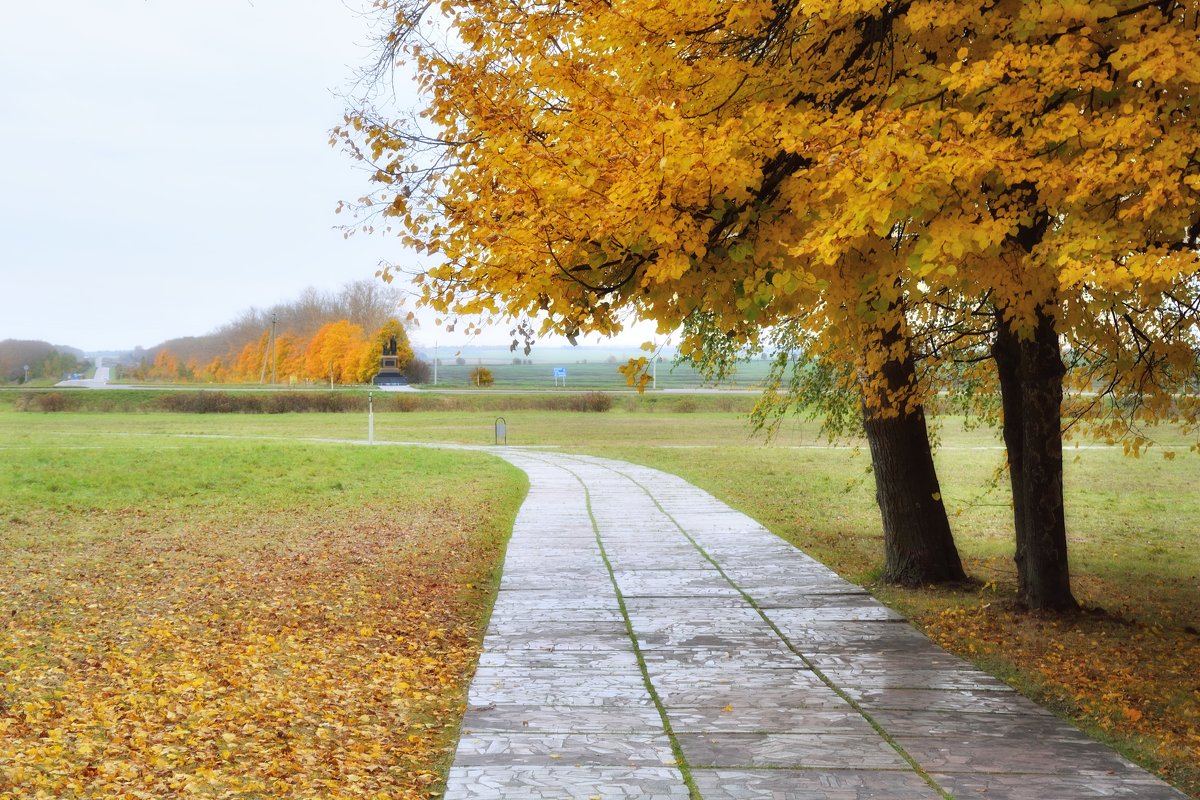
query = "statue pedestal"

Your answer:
(373, 354), (407, 385)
